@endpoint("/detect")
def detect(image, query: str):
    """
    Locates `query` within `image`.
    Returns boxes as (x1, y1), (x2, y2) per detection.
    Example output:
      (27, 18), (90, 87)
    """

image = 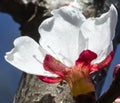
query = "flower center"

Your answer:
(64, 65), (95, 97)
